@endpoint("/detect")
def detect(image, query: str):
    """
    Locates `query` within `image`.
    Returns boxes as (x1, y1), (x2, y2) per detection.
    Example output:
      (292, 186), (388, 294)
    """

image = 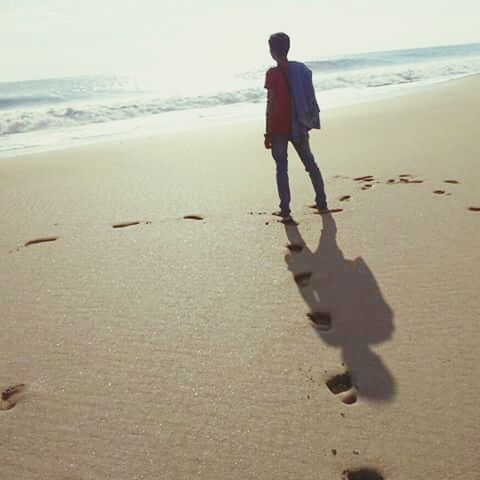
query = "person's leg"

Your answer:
(271, 135), (291, 215)
(292, 135), (327, 209)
